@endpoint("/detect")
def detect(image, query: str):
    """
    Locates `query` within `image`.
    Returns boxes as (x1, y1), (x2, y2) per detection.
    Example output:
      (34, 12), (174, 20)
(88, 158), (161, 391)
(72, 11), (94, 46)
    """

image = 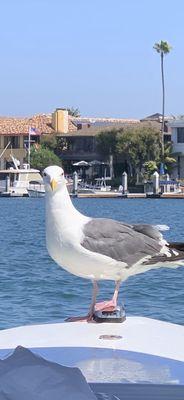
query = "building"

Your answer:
(55, 111), (165, 163)
(169, 119), (184, 179)
(0, 109), (140, 169)
(0, 108), (170, 173)
(140, 113), (172, 143)
(0, 114), (52, 169)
